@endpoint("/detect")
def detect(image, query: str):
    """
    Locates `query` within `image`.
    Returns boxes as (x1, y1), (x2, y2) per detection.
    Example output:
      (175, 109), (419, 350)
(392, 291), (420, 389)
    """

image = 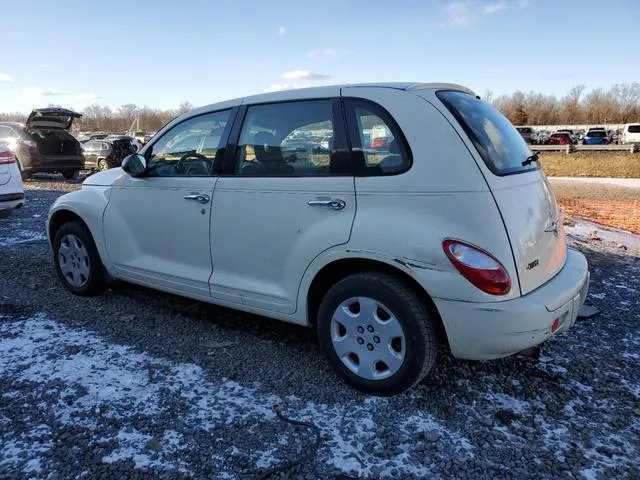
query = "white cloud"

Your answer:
(0, 73), (13, 82)
(440, 1), (475, 28)
(23, 86), (67, 97)
(482, 2), (506, 14)
(263, 84), (304, 93)
(307, 48), (349, 59)
(518, 0), (530, 7)
(282, 70), (331, 81)
(277, 25), (285, 36)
